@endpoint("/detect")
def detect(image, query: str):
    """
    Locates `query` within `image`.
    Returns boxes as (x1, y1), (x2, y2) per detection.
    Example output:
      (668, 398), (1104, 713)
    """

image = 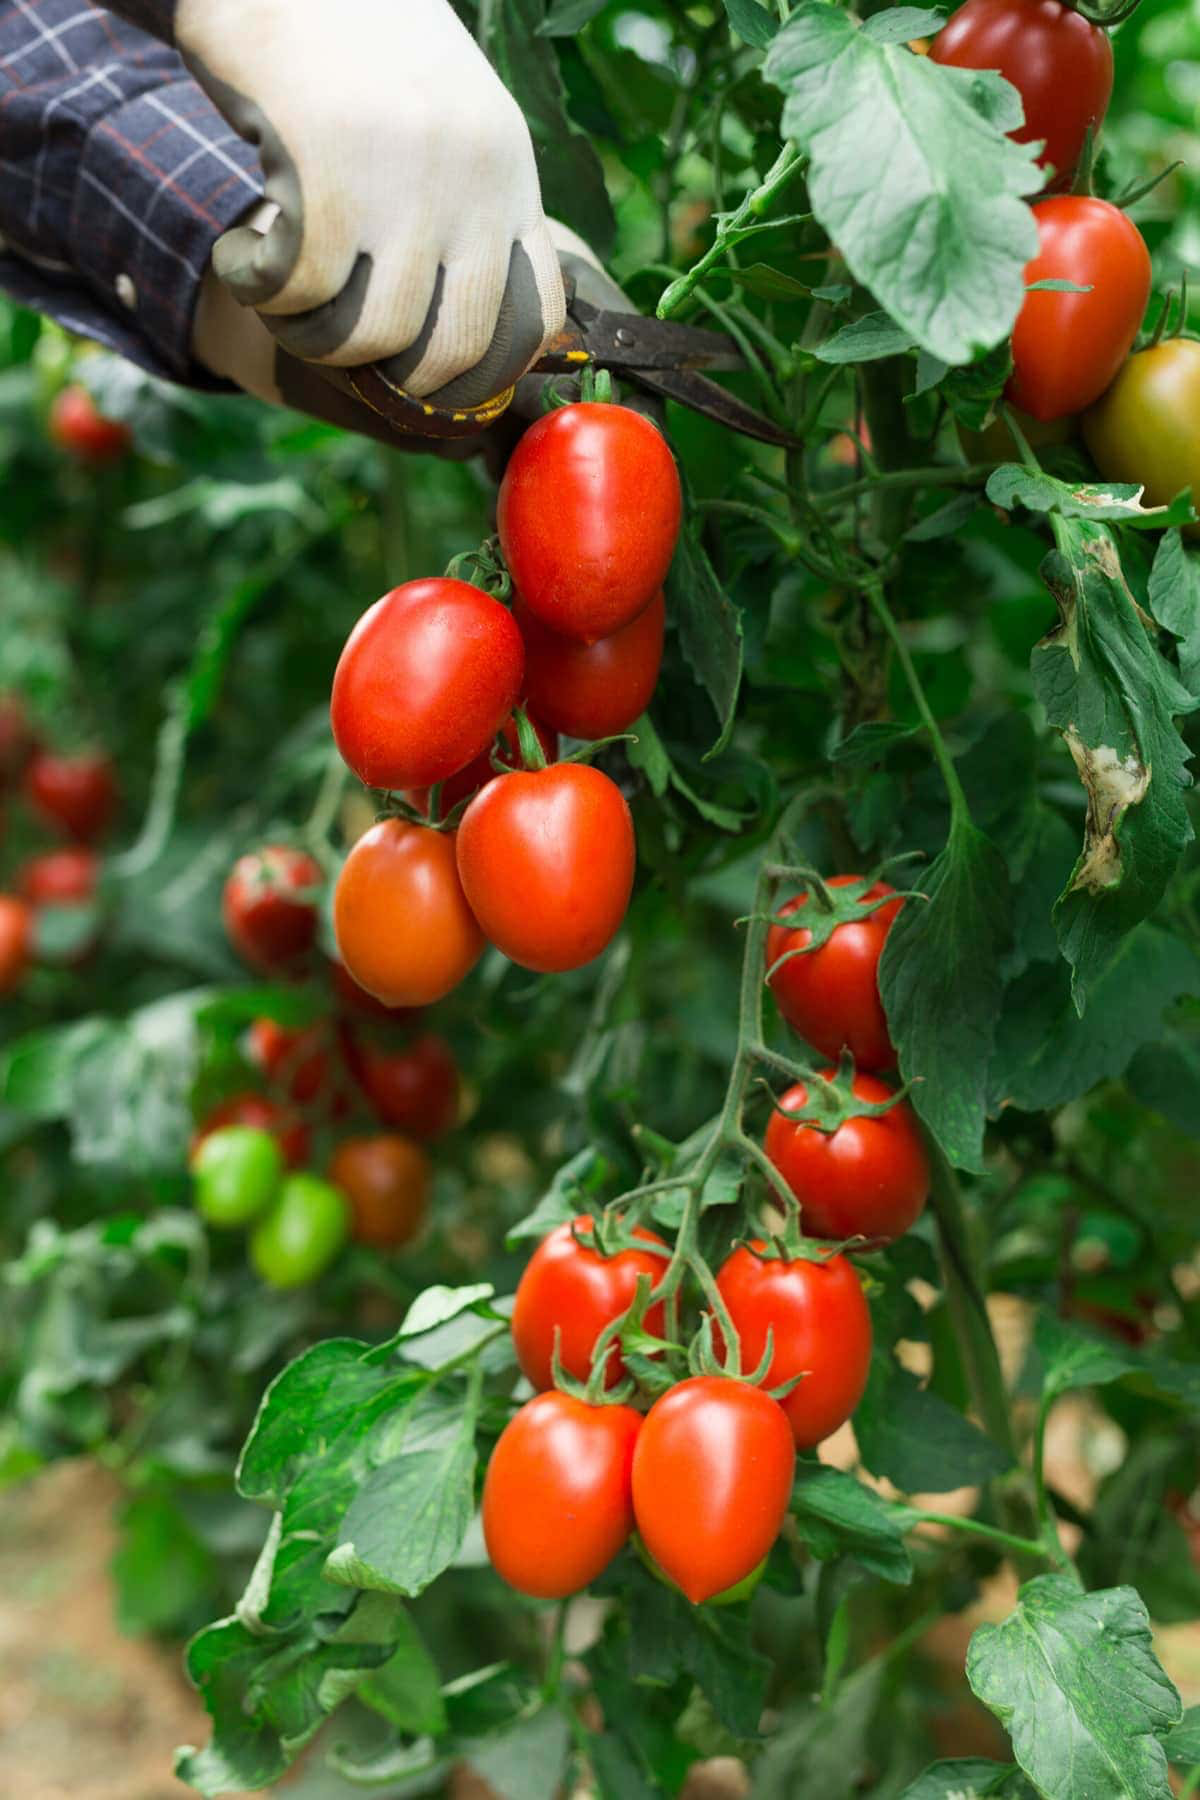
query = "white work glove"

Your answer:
(177, 0), (565, 406)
